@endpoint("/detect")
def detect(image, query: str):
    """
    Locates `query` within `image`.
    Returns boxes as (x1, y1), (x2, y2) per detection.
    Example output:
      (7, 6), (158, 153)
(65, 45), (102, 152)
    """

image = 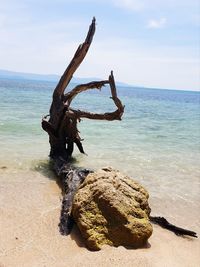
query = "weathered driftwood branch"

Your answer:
(150, 216), (197, 238)
(64, 80), (109, 105)
(42, 17), (124, 161)
(67, 79), (124, 121)
(42, 17), (125, 234)
(58, 165), (92, 235)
